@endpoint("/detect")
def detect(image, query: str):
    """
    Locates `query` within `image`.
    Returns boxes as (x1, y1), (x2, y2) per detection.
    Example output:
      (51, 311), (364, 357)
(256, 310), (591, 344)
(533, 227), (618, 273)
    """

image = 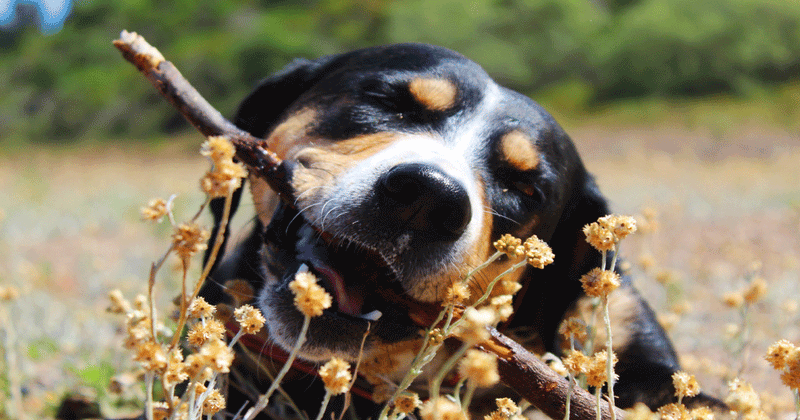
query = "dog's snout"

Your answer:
(378, 163), (472, 239)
